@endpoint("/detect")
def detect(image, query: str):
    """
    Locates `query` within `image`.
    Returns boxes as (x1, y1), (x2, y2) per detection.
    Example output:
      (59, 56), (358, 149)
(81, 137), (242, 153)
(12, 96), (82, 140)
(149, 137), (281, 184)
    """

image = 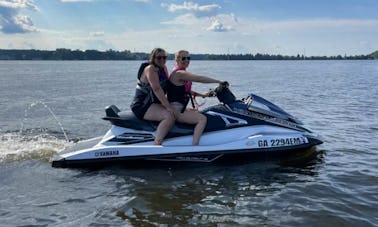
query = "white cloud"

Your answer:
(1, 0), (377, 56)
(161, 1), (237, 33)
(0, 0), (38, 10)
(131, 0), (149, 2)
(0, 0), (39, 33)
(161, 9), (238, 33)
(161, 13), (199, 25)
(60, 0), (97, 2)
(206, 19), (233, 32)
(162, 1), (220, 17)
(255, 18), (378, 32)
(208, 13), (237, 32)
(161, 13), (236, 33)
(233, 18), (378, 55)
(90, 31), (105, 37)
(61, 0), (149, 2)
(60, 0), (150, 3)
(2, 16), (376, 56)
